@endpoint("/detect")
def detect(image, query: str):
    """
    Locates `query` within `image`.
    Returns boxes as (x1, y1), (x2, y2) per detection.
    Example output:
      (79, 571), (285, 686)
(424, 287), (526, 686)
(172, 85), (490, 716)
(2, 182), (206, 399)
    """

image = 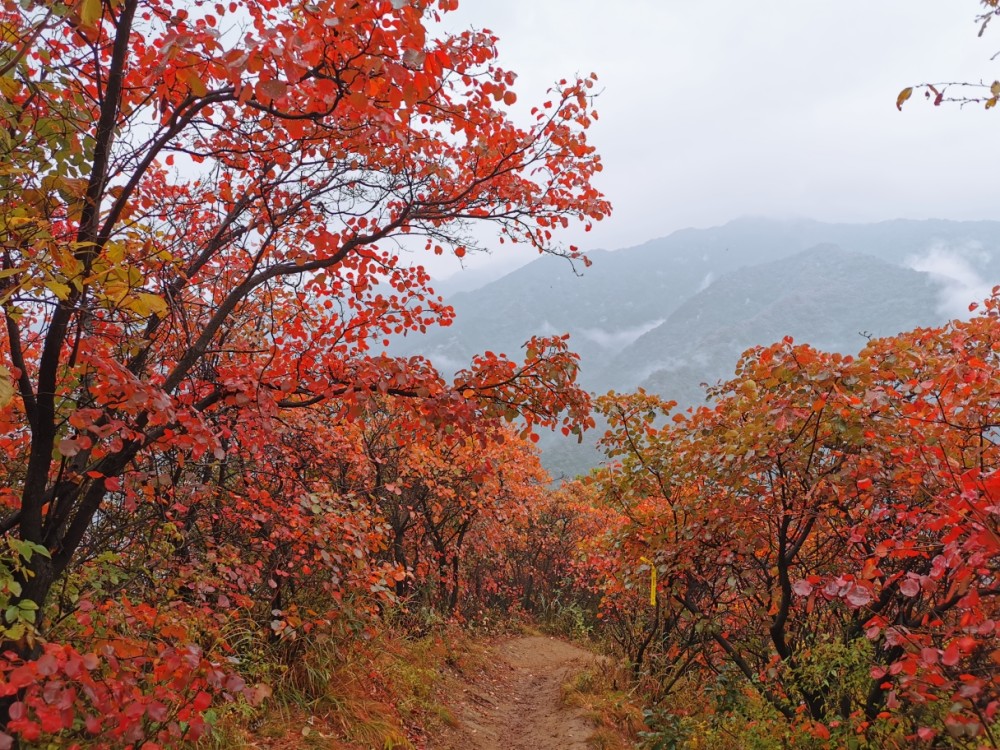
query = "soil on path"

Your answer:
(433, 635), (600, 750)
